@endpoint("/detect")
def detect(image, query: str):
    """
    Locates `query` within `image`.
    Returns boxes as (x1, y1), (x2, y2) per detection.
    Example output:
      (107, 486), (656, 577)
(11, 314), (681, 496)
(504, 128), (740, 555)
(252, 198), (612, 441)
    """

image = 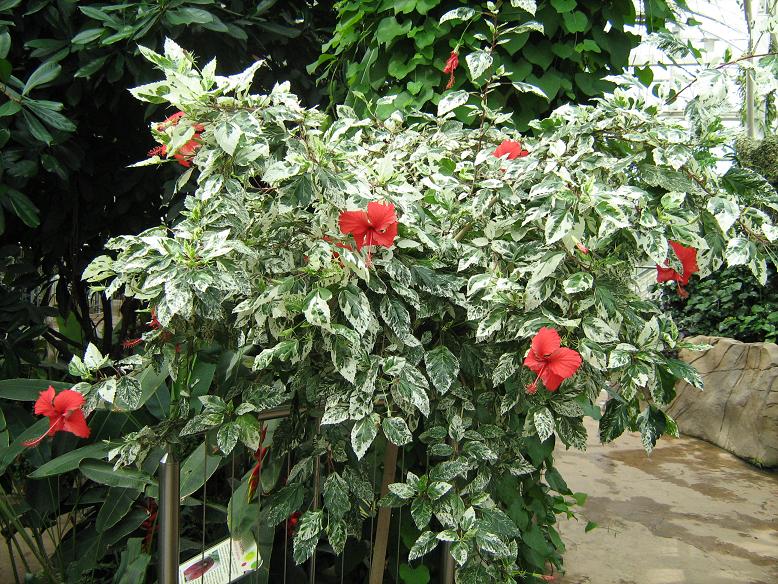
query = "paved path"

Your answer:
(555, 417), (778, 584)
